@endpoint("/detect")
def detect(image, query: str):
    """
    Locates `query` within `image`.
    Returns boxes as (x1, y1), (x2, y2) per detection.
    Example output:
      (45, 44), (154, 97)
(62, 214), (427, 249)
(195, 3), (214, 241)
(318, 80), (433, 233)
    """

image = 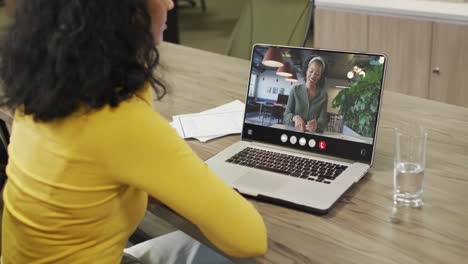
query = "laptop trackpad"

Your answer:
(232, 172), (288, 195)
